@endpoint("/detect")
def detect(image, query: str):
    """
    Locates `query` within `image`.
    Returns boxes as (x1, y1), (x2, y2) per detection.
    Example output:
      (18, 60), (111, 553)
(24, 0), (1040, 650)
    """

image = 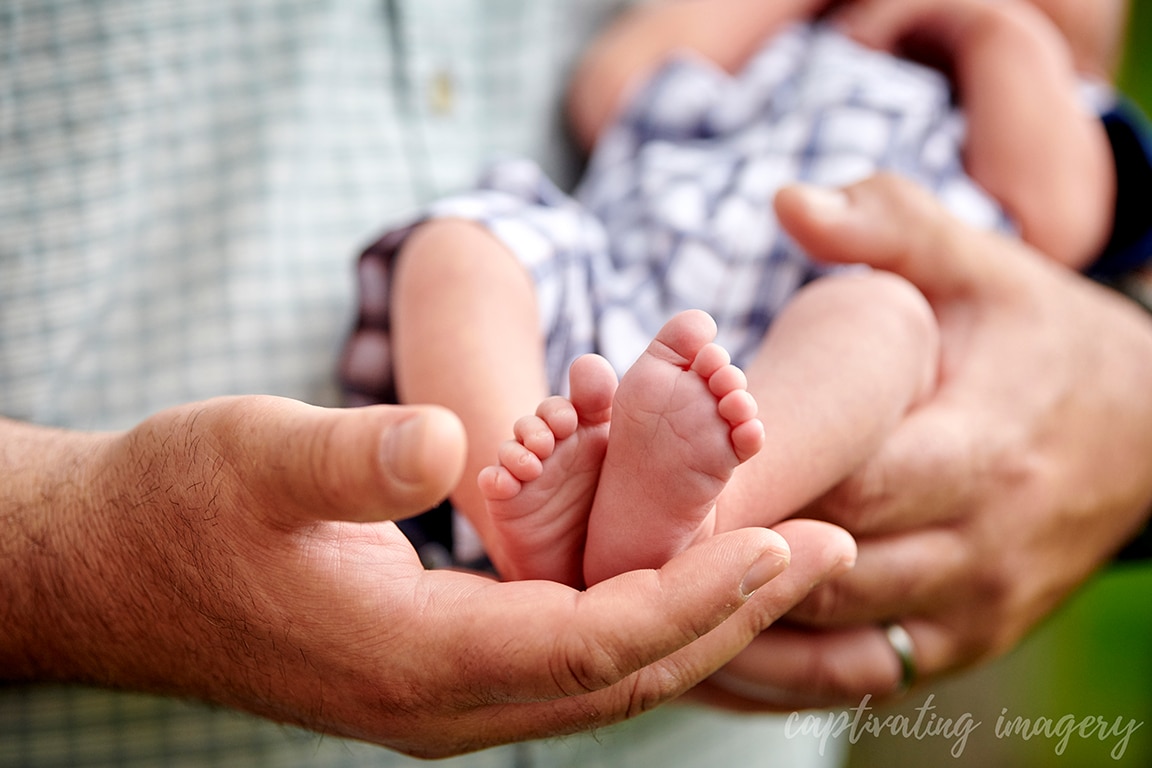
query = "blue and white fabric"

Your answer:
(411, 22), (1010, 392)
